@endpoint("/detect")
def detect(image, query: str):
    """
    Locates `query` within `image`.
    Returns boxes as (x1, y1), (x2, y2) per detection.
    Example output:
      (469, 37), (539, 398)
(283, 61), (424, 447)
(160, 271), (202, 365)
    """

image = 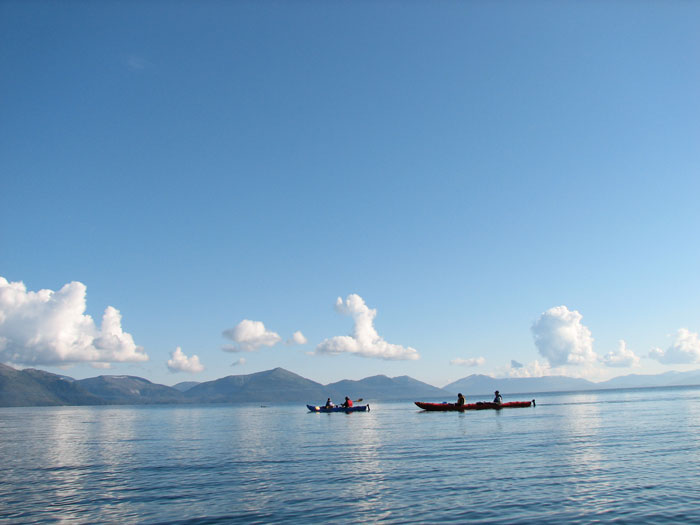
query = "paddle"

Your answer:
(337, 398), (363, 405)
